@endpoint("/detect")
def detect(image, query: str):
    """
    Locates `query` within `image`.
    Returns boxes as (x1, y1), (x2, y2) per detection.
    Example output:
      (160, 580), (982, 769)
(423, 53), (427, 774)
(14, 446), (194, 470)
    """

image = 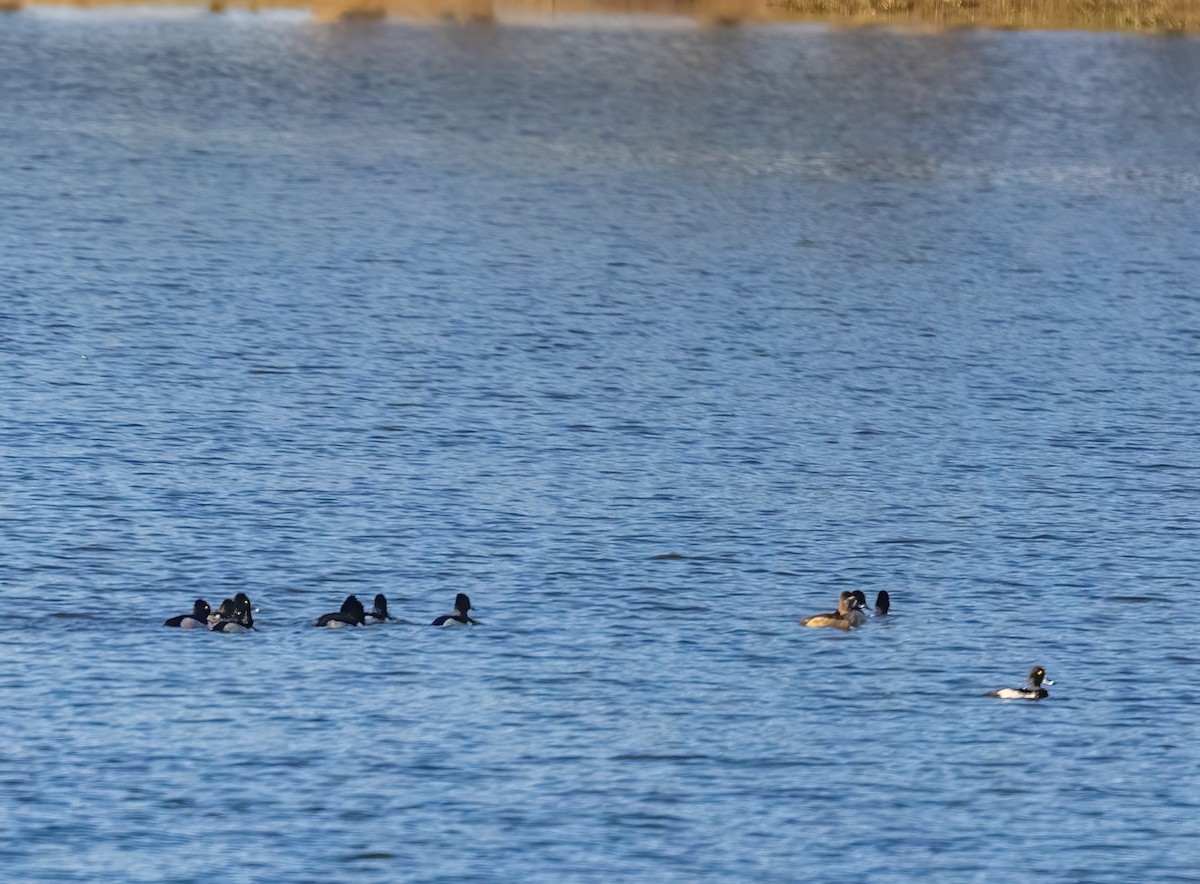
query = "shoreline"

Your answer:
(7, 0), (1198, 31)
